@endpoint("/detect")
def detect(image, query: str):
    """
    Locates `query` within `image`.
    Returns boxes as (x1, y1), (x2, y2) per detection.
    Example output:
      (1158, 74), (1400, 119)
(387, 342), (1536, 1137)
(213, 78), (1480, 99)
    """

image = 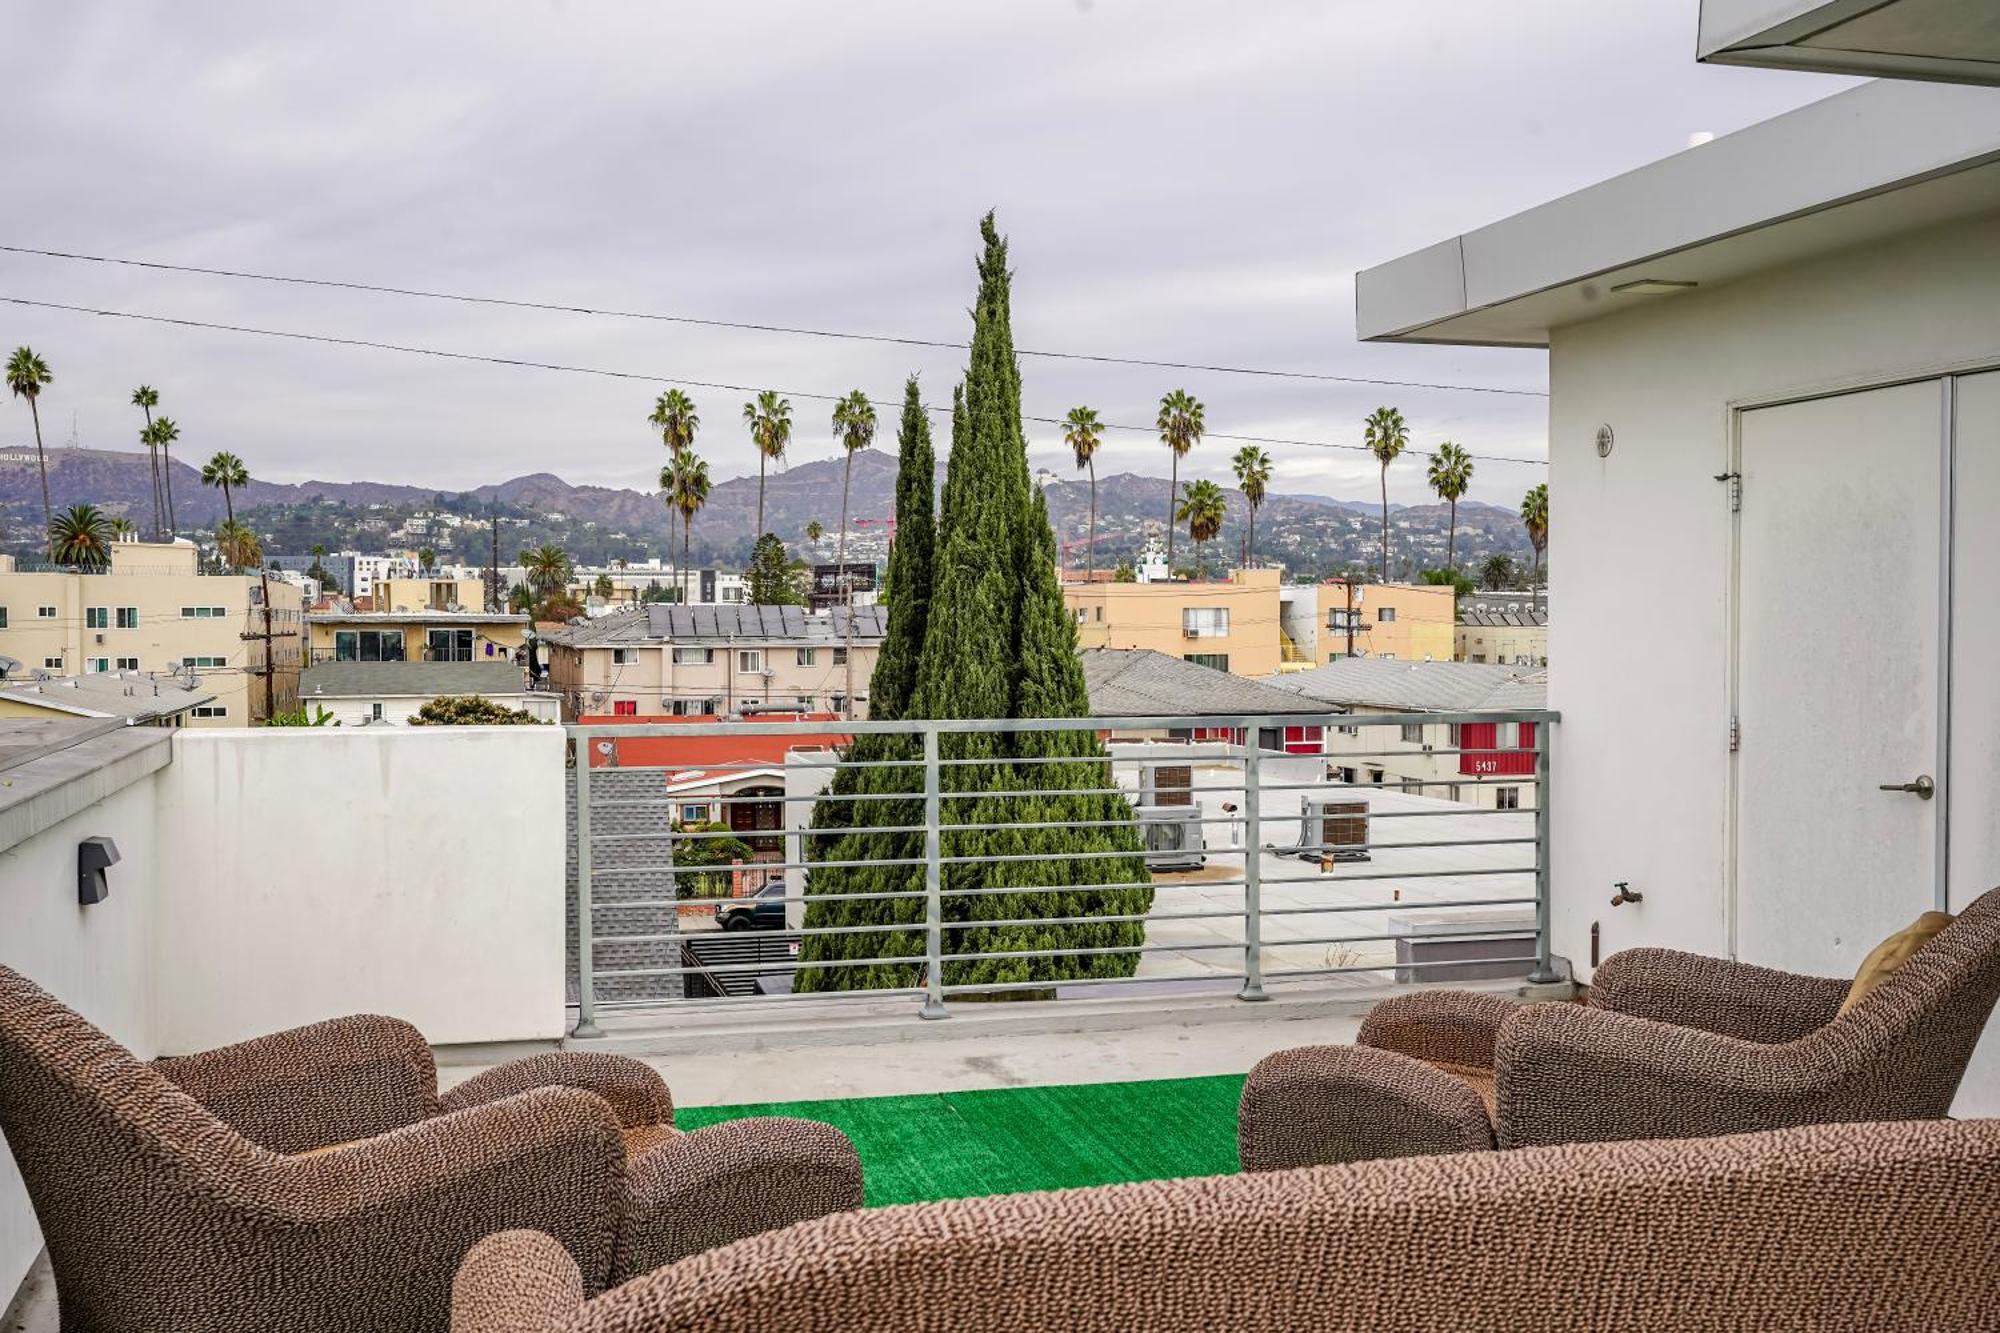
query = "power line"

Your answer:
(0, 243), (1547, 399)
(0, 295), (1550, 468)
